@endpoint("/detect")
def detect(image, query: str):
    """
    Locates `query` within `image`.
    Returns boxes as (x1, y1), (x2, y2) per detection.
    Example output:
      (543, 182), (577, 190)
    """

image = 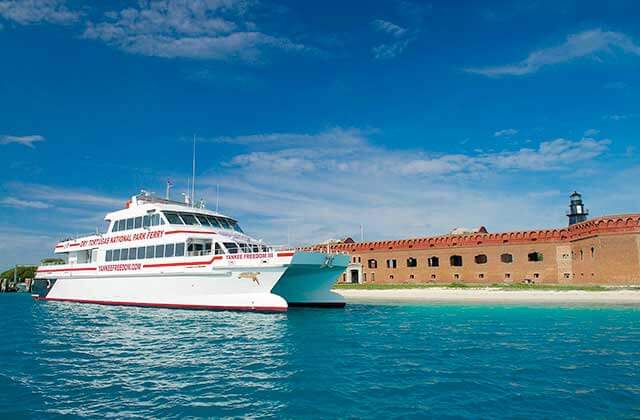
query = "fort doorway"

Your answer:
(350, 269), (360, 284)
